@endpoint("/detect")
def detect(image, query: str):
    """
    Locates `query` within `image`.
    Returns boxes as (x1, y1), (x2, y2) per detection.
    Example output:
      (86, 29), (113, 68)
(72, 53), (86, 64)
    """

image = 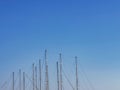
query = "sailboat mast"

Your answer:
(23, 72), (25, 90)
(12, 72), (14, 90)
(59, 53), (62, 90)
(75, 56), (78, 90)
(56, 61), (59, 90)
(19, 69), (21, 90)
(45, 50), (49, 90)
(33, 63), (35, 90)
(35, 66), (37, 90)
(39, 60), (41, 90)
